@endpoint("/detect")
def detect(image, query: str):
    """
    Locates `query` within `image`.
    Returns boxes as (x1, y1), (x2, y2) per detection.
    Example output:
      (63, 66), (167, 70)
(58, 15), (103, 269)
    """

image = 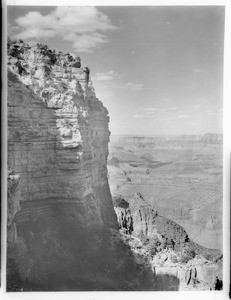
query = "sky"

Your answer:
(7, 5), (225, 136)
